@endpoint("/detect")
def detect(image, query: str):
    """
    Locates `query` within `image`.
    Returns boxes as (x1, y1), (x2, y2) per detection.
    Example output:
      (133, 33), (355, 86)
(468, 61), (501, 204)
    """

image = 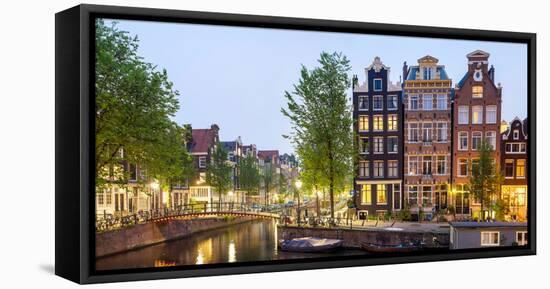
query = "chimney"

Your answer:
(402, 61), (408, 82)
(488, 65), (495, 82)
